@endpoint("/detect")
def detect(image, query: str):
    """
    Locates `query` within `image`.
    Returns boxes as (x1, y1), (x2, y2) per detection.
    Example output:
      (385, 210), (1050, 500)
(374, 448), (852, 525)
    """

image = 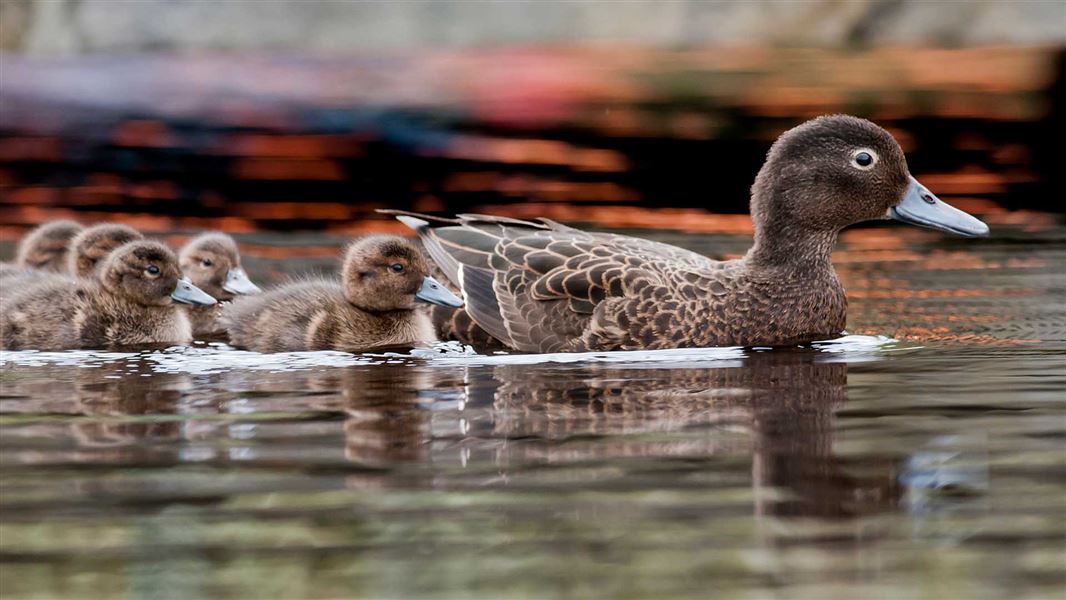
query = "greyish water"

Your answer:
(1, 219), (1064, 600)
